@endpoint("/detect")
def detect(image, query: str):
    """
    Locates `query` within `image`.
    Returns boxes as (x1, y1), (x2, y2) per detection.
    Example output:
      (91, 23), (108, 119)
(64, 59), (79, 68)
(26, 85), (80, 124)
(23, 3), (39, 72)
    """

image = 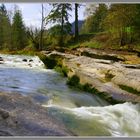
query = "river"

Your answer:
(0, 54), (140, 136)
